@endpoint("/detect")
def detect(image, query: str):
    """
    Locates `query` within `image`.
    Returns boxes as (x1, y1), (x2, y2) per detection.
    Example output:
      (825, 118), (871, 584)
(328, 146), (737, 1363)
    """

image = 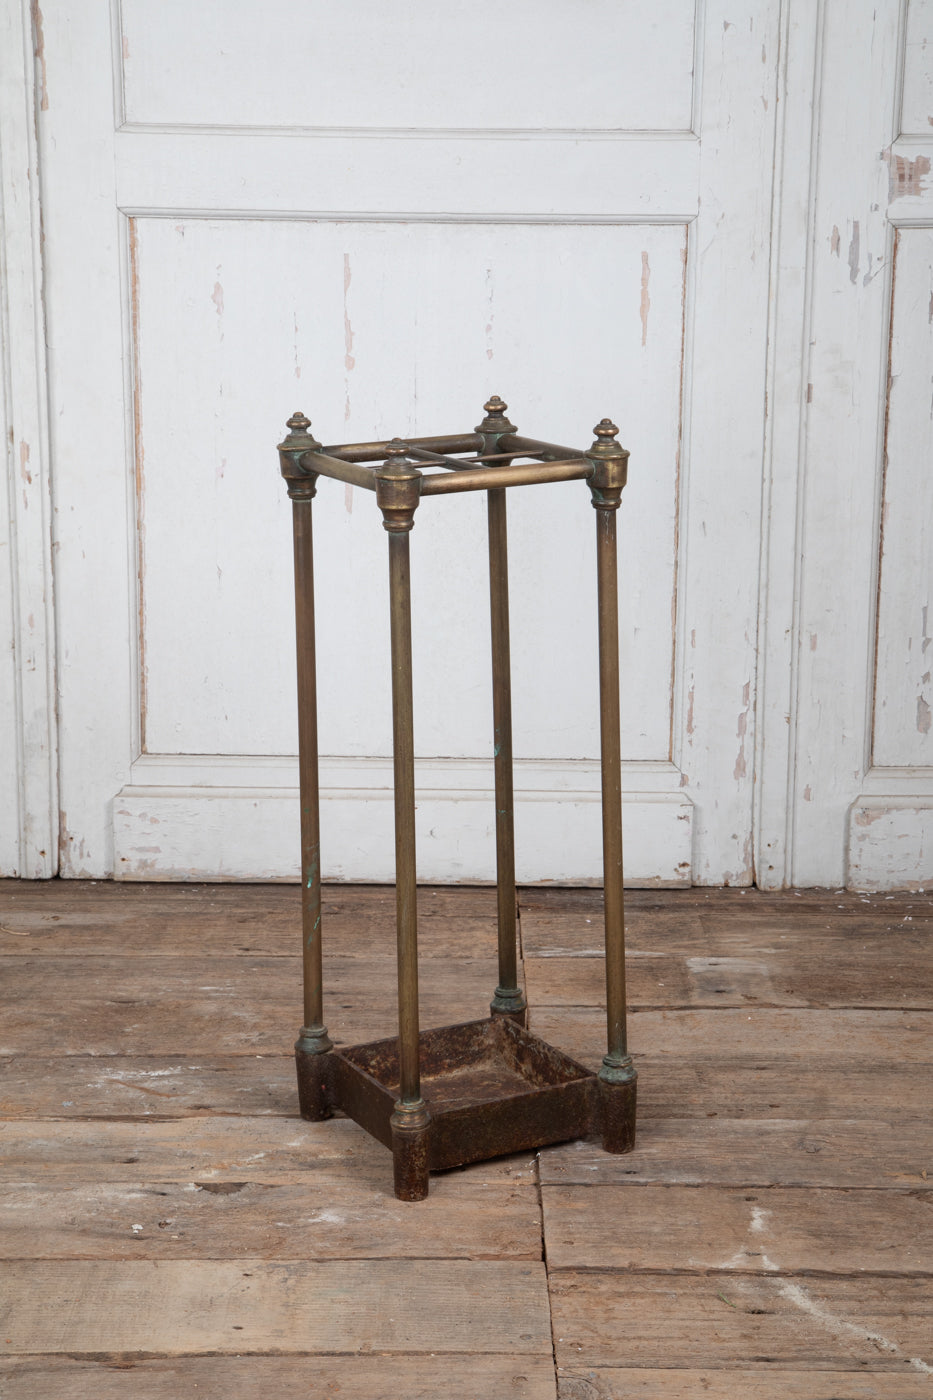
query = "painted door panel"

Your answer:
(35, 0), (778, 884)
